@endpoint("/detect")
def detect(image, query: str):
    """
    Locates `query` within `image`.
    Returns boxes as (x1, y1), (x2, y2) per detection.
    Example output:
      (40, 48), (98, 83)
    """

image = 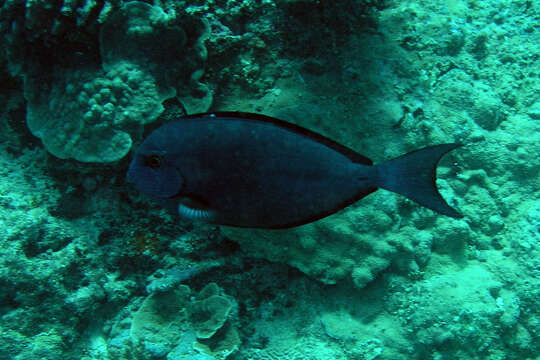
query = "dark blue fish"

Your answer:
(127, 112), (462, 229)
